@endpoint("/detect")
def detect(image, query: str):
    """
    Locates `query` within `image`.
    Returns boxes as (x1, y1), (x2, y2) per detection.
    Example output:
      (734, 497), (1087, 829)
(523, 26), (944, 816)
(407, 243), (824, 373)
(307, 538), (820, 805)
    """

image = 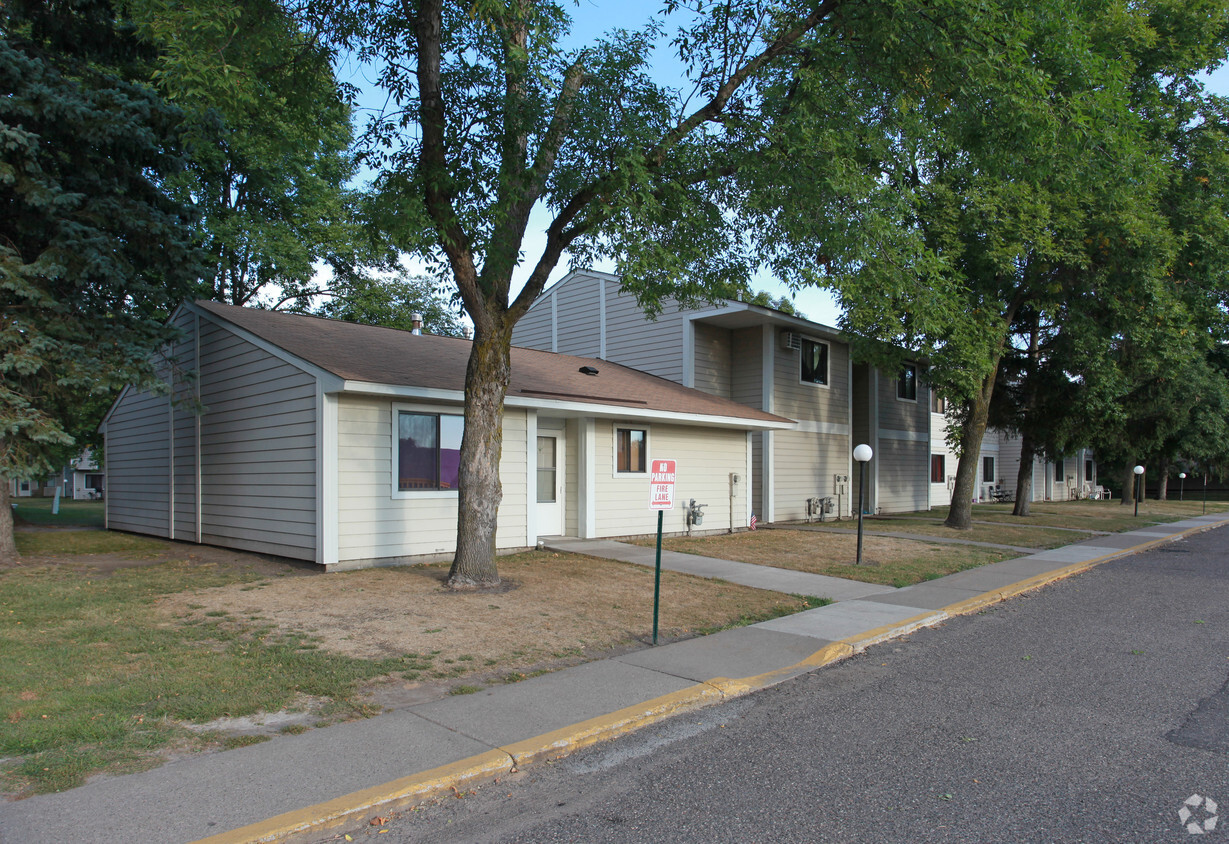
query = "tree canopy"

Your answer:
(294, 0), (1216, 579)
(128, 0), (399, 309)
(0, 0), (202, 558)
(747, 0), (1229, 526)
